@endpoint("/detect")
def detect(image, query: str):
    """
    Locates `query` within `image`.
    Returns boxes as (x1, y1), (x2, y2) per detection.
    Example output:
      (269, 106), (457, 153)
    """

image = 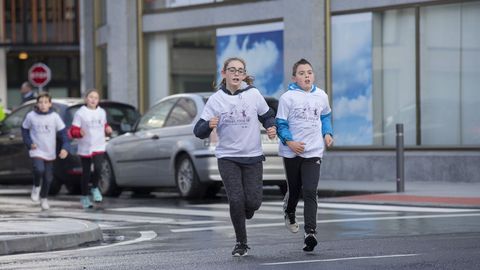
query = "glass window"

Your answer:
(145, 30), (216, 107)
(373, 9), (416, 146)
(332, 13), (373, 146)
(332, 2), (480, 147)
(164, 98), (197, 126)
(420, 2), (480, 146)
(137, 99), (176, 131)
(1, 104), (34, 133)
(461, 1), (480, 145)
